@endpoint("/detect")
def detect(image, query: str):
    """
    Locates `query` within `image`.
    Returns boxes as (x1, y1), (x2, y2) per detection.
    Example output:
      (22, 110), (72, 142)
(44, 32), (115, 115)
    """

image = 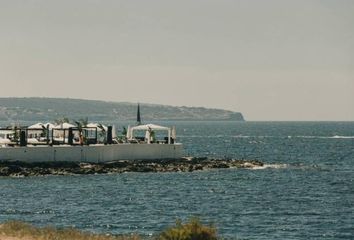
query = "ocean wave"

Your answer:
(178, 135), (219, 138)
(249, 163), (329, 171)
(328, 135), (354, 139)
(292, 135), (354, 139)
(180, 135), (354, 139)
(232, 135), (354, 139)
(231, 135), (276, 139)
(250, 164), (289, 170)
